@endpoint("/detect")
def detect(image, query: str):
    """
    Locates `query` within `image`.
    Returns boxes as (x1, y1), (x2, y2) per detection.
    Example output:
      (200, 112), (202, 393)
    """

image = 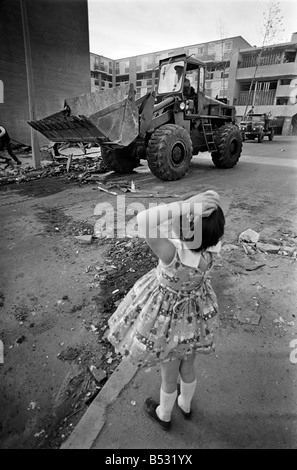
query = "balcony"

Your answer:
(236, 62), (297, 81)
(276, 84), (296, 97)
(238, 90), (276, 106)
